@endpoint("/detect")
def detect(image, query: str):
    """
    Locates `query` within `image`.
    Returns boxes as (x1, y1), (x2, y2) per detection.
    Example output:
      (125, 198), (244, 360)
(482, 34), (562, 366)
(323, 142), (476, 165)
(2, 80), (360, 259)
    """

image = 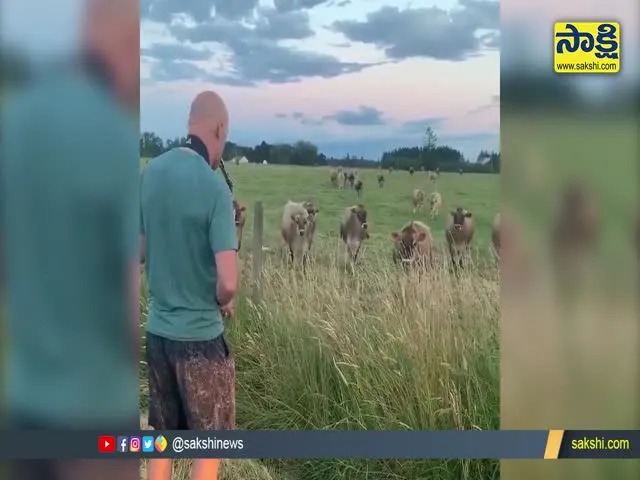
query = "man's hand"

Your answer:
(220, 301), (234, 319)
